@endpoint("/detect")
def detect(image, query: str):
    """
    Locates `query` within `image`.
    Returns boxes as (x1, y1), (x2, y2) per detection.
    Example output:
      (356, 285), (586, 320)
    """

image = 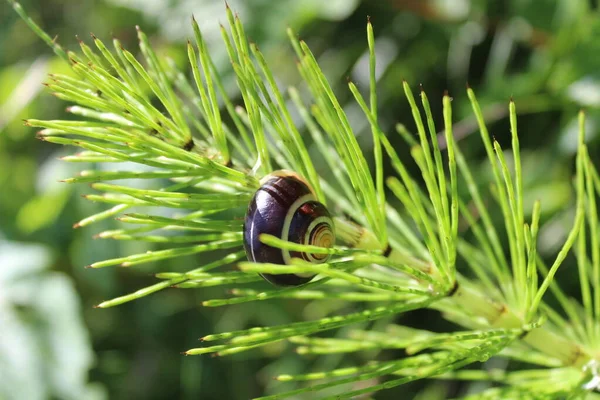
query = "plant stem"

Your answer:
(448, 278), (589, 367)
(385, 234), (592, 368)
